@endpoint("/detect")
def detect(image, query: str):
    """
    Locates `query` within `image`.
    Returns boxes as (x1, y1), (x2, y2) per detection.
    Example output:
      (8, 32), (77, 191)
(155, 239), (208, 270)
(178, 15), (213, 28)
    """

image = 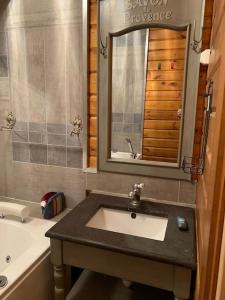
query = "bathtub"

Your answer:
(0, 217), (55, 300)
